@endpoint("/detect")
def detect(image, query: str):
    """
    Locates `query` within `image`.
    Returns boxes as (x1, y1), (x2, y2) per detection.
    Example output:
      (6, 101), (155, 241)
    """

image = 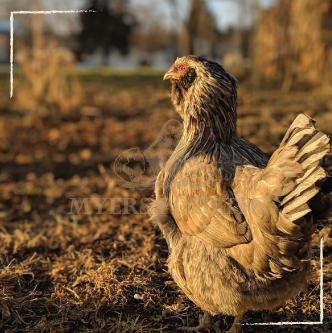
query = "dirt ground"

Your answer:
(0, 72), (331, 332)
